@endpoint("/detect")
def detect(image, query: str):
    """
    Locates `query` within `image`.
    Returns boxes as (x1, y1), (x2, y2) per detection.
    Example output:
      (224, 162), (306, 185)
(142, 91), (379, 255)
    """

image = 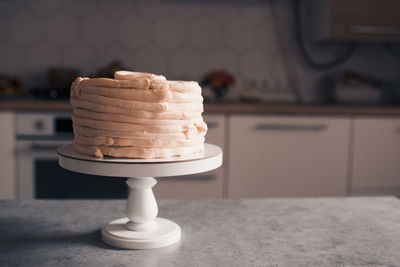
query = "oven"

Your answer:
(15, 112), (128, 199)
